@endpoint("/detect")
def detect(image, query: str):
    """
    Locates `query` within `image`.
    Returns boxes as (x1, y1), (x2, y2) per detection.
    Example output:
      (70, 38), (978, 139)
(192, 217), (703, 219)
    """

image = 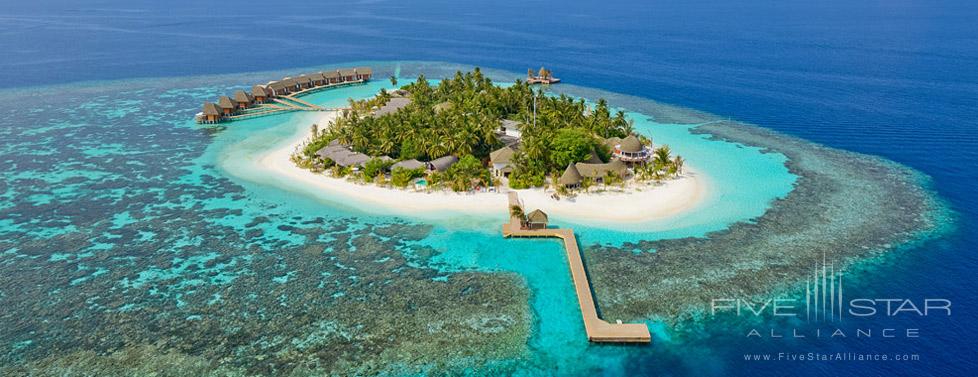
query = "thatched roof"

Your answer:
(233, 90), (252, 103)
(620, 135), (642, 153)
(202, 102), (221, 116)
(586, 148), (603, 164)
(217, 96), (235, 109)
(558, 163), (582, 186)
(323, 70), (340, 79)
(604, 137), (621, 149)
(527, 209), (548, 224)
(575, 159), (627, 179)
(490, 146), (515, 165)
(373, 97), (412, 117)
(251, 85), (268, 96)
(339, 68), (356, 77)
(392, 159), (425, 171)
(355, 67), (372, 75)
(428, 156), (458, 172)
